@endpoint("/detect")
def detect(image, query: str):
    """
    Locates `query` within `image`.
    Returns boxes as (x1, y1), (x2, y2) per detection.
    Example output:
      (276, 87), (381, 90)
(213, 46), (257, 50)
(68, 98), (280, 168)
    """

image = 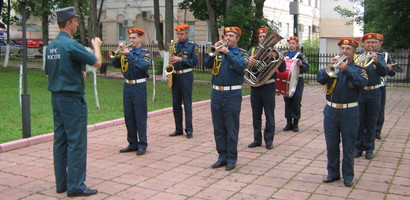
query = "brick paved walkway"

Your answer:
(1, 85), (409, 200)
